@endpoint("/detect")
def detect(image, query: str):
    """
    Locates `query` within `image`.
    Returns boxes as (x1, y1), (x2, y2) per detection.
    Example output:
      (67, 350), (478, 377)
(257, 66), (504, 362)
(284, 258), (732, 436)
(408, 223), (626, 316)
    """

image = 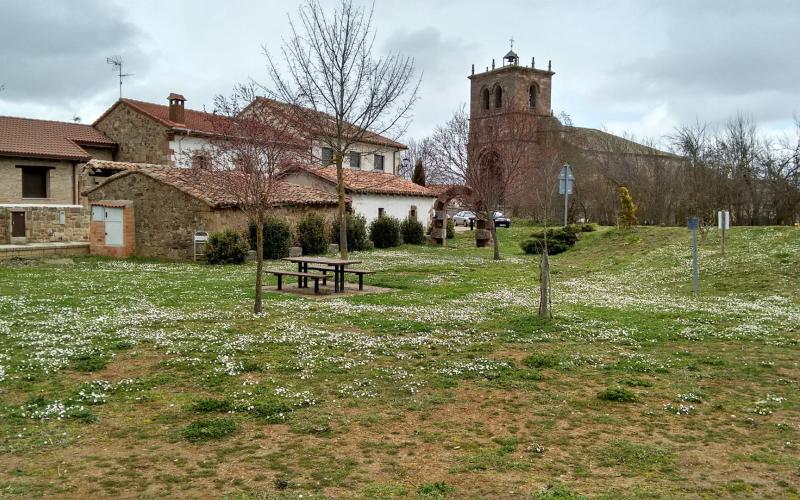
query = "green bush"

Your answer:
(598, 386), (639, 403)
(369, 216), (402, 248)
(205, 230), (248, 264)
(332, 213), (369, 251)
(297, 213), (329, 255)
(249, 218), (292, 260)
(400, 217), (425, 244)
(566, 223), (598, 234)
(446, 218), (455, 239)
(183, 417), (238, 442)
(520, 227), (579, 255)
